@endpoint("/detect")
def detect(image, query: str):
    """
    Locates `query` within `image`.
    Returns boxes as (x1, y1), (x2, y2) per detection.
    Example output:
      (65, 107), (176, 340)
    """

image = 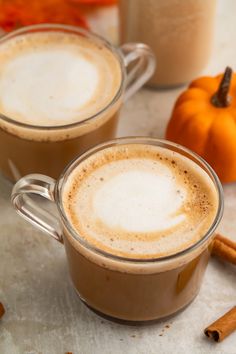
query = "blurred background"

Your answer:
(0, 0), (118, 42)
